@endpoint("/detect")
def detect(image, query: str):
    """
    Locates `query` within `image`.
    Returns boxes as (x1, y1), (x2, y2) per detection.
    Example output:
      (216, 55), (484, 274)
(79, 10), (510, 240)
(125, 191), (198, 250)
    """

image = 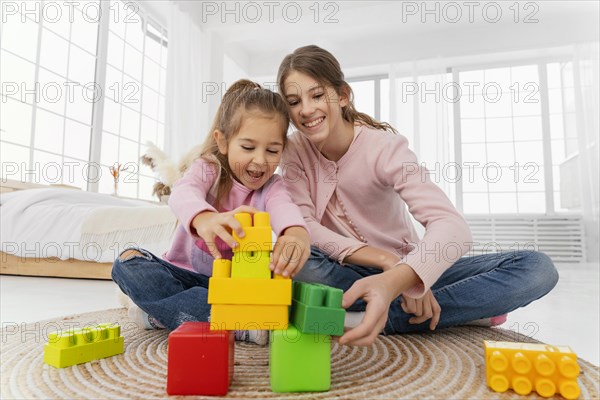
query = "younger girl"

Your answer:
(112, 80), (310, 343)
(277, 45), (558, 346)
